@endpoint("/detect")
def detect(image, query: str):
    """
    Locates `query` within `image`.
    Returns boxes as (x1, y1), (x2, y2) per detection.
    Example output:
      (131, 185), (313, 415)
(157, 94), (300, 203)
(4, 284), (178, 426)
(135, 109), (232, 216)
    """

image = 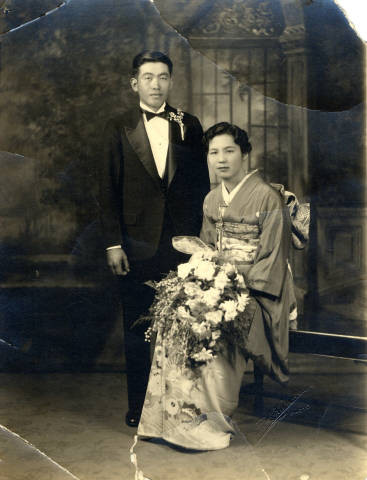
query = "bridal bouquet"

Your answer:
(144, 249), (255, 369)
